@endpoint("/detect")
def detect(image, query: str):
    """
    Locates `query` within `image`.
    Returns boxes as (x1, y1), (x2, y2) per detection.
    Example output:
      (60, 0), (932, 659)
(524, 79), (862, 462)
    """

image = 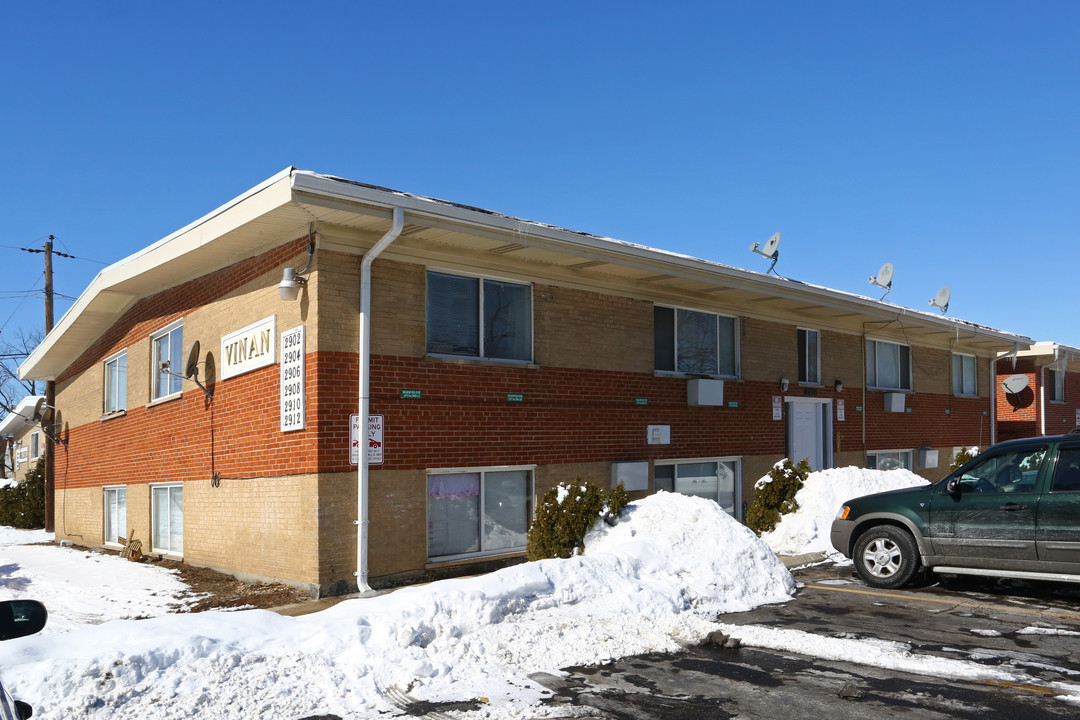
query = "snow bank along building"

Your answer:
(20, 169), (1031, 595)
